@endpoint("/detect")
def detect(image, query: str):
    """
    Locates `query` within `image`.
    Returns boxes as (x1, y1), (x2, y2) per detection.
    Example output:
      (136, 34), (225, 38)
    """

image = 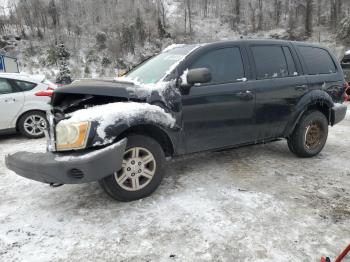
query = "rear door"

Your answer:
(181, 45), (257, 153)
(0, 78), (24, 130)
(246, 43), (308, 140)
